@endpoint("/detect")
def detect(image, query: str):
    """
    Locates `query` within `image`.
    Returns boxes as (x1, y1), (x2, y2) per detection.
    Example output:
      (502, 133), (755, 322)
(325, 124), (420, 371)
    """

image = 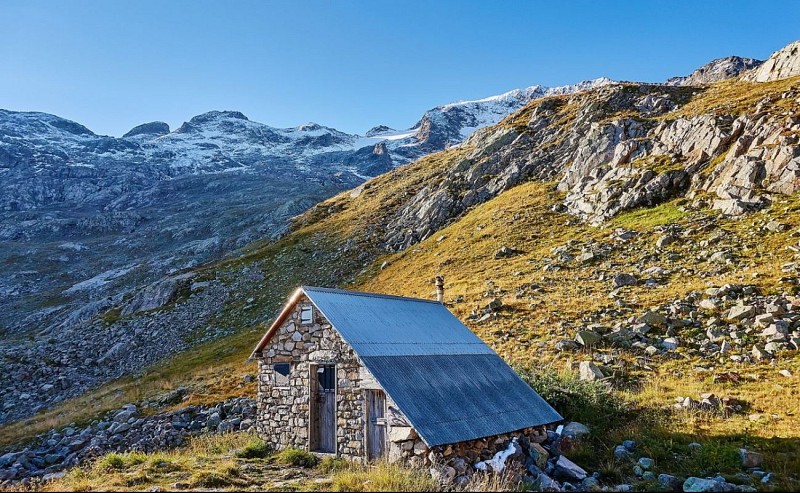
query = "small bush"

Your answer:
(277, 447), (319, 467)
(96, 454), (125, 471)
(94, 452), (147, 472)
(319, 456), (349, 473)
(515, 366), (630, 435)
(188, 432), (259, 456)
(689, 441), (742, 476)
(235, 438), (271, 459)
(59, 467), (92, 492)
